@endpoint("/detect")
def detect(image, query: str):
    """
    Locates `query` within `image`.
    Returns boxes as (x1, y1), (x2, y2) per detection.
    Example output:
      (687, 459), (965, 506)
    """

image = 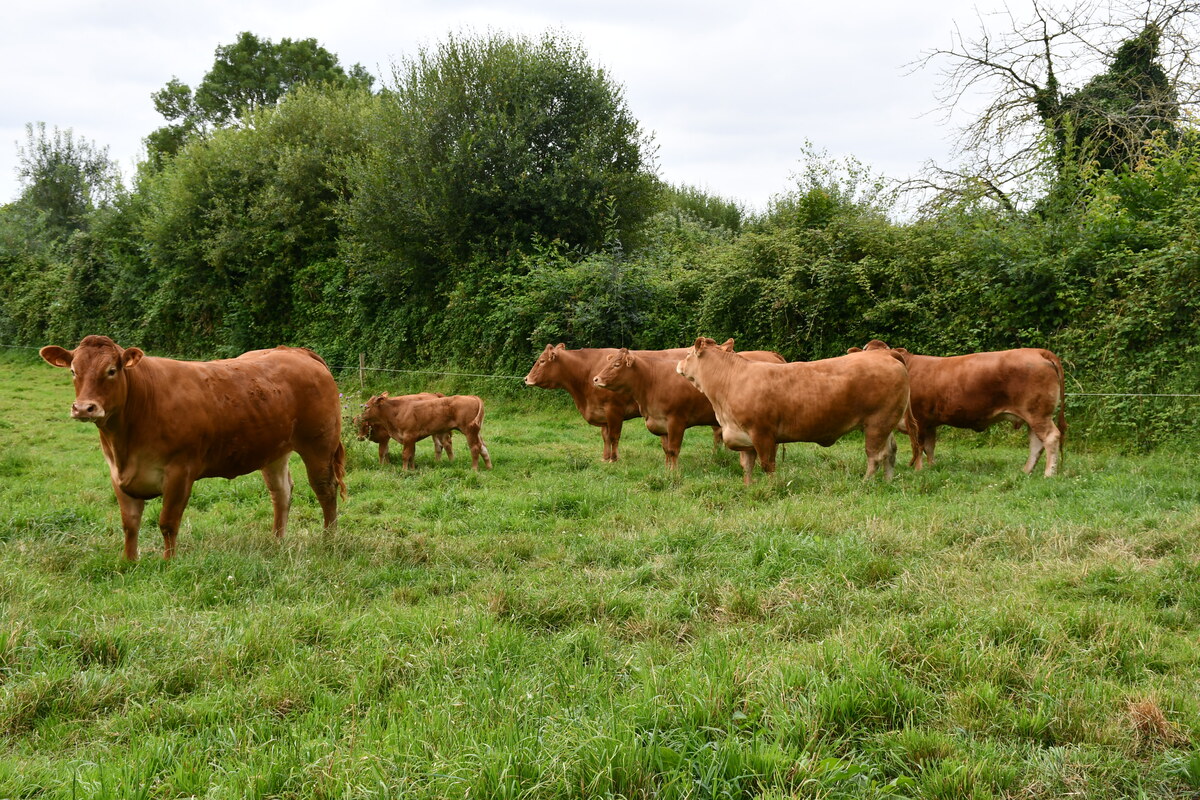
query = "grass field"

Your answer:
(1, 351), (1199, 799)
